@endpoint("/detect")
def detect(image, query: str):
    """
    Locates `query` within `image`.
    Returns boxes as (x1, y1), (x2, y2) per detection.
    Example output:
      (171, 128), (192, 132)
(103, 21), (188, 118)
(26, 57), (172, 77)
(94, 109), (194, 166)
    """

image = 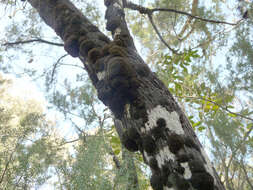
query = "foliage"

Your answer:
(0, 74), (66, 189)
(0, 0), (253, 189)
